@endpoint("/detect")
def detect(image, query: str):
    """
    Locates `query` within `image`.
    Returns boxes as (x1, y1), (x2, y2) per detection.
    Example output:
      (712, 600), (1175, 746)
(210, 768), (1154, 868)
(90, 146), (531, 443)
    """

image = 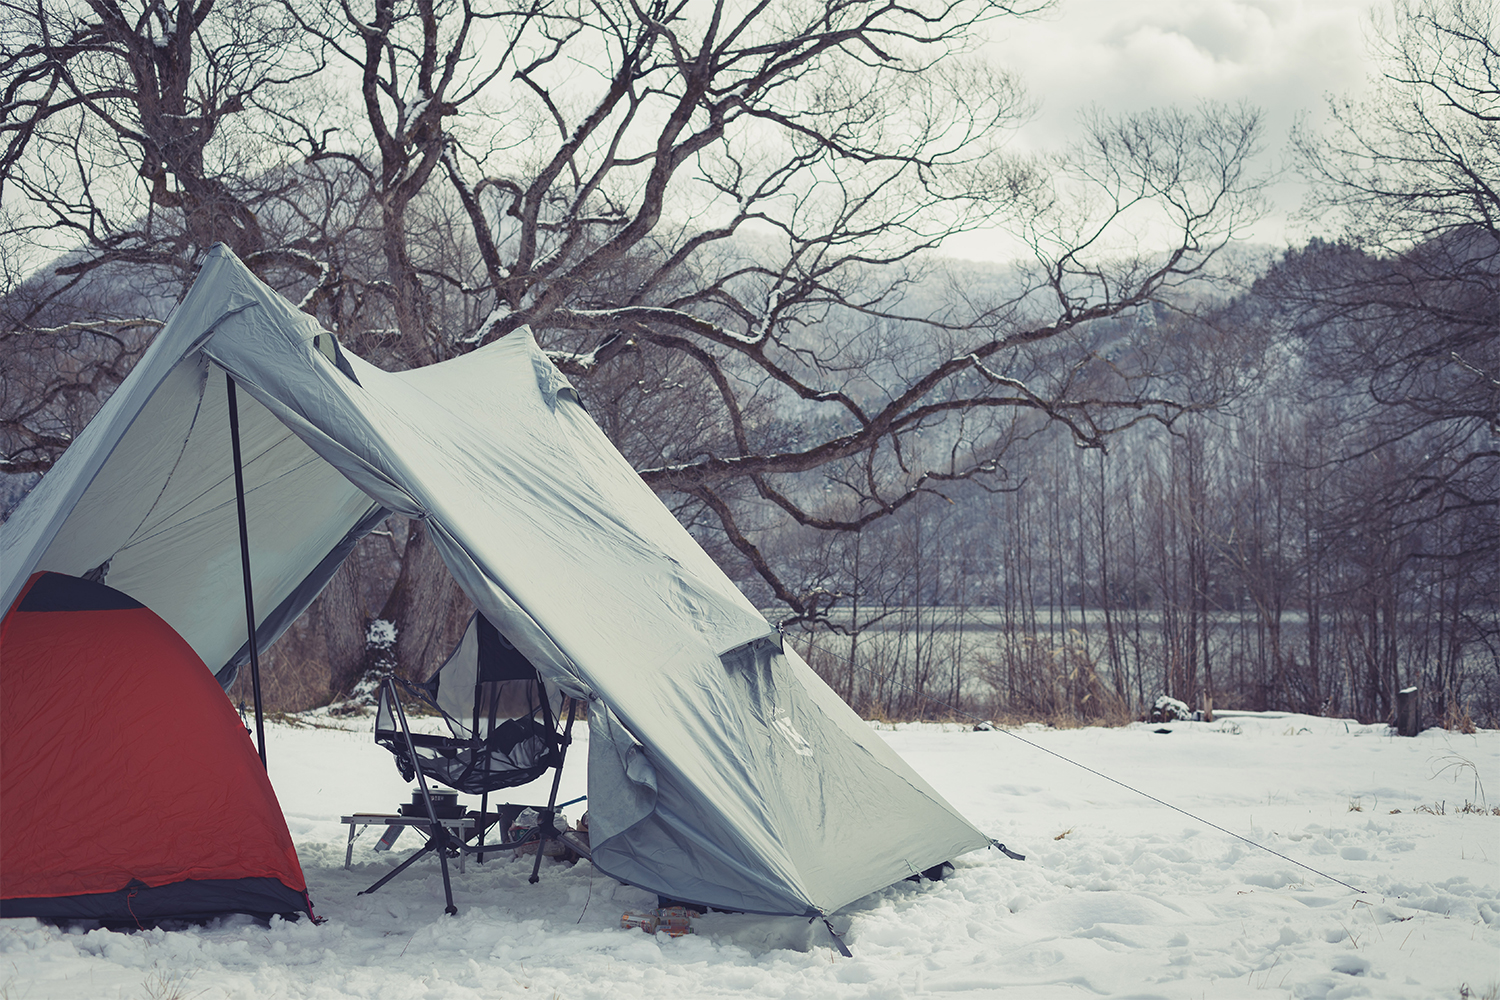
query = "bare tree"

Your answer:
(0, 0), (323, 277)
(3, 0), (1272, 696)
(276, 0), (1269, 623)
(1295, 0), (1498, 254)
(0, 0), (332, 472)
(1289, 0), (1498, 457)
(1279, 0), (1499, 721)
